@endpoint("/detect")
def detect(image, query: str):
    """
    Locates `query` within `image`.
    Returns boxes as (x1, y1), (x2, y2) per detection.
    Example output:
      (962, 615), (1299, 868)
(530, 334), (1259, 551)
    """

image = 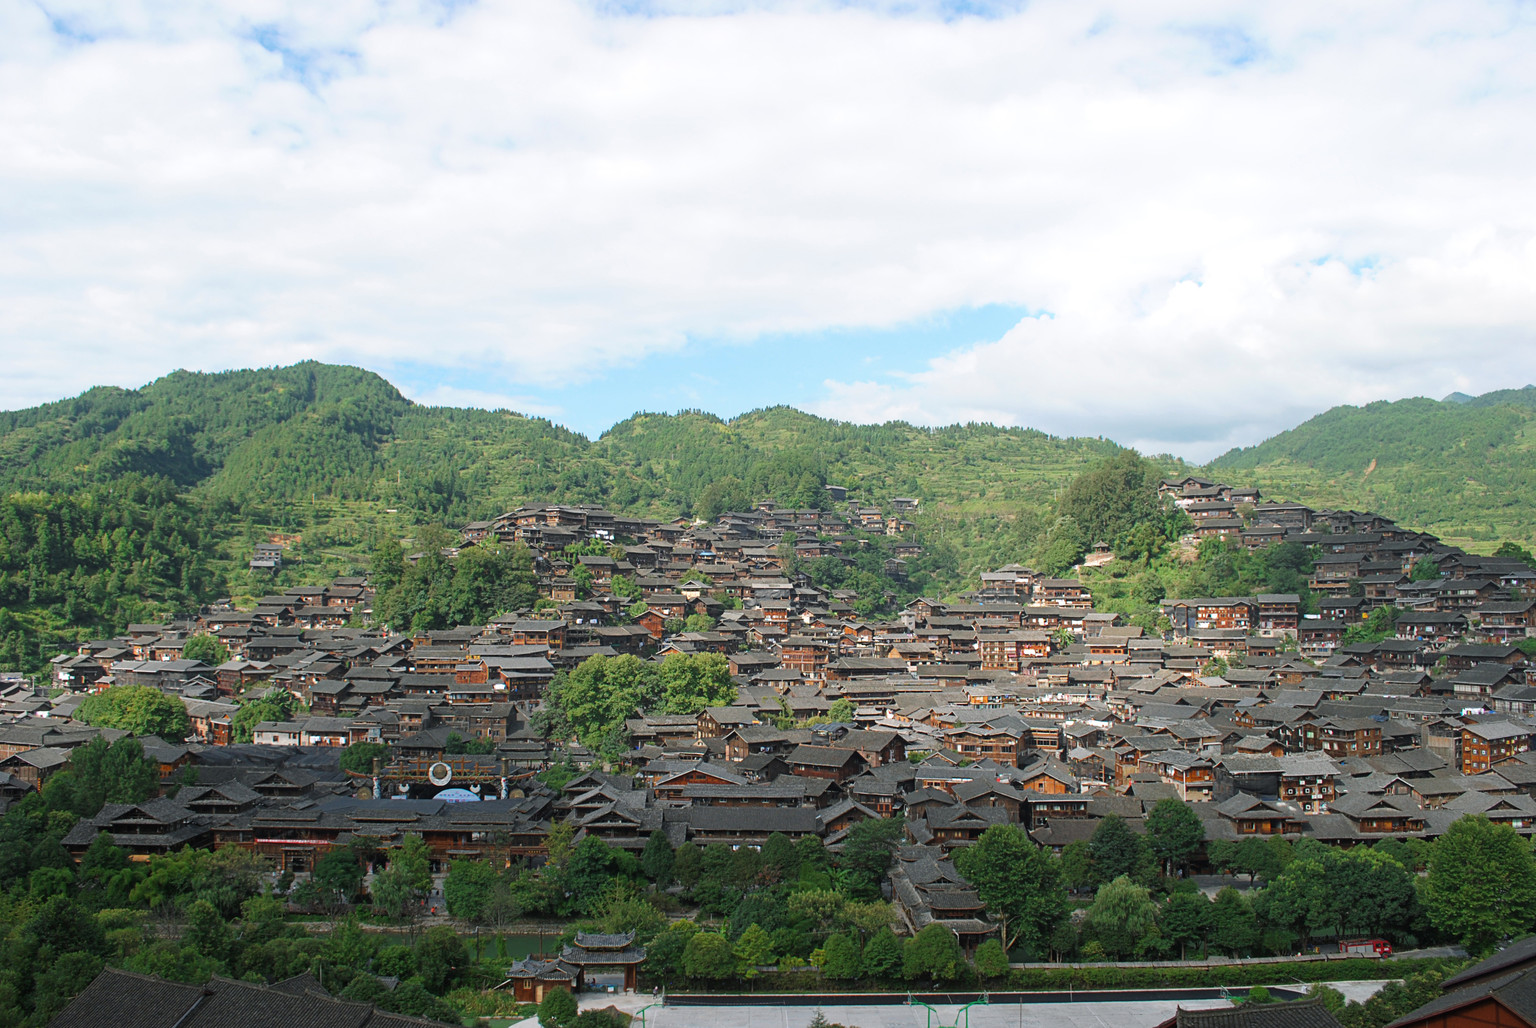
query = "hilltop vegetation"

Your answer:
(0, 363), (1134, 669)
(1209, 388), (1536, 547)
(4, 363), (1536, 671)
(0, 362), (1124, 525)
